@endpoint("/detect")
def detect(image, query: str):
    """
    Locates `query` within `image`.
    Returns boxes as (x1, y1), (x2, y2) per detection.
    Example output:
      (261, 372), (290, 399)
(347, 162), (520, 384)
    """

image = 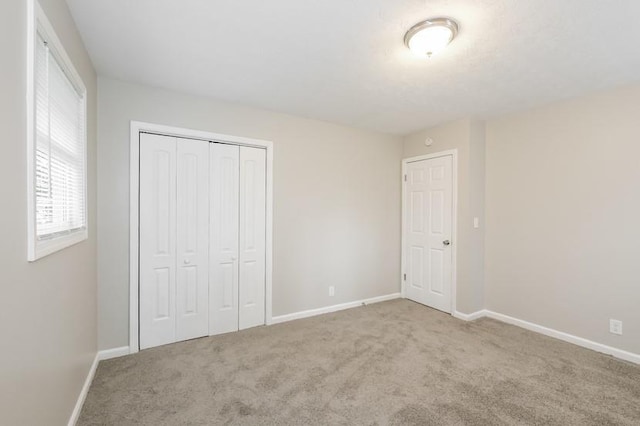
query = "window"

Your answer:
(27, 2), (87, 261)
